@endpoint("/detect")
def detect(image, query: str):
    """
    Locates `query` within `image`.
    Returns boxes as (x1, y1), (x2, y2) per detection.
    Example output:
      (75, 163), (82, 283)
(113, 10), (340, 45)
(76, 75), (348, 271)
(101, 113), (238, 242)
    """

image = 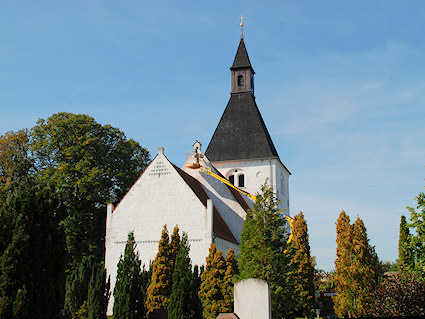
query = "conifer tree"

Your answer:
(0, 184), (65, 319)
(238, 182), (294, 318)
(168, 233), (200, 319)
(350, 217), (378, 317)
(333, 211), (353, 318)
(113, 232), (145, 319)
(198, 243), (227, 319)
(168, 226), (181, 291)
(146, 225), (173, 312)
(87, 263), (110, 319)
(399, 215), (414, 272)
(65, 256), (96, 318)
(222, 249), (238, 313)
(290, 212), (315, 319)
(333, 212), (379, 318)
